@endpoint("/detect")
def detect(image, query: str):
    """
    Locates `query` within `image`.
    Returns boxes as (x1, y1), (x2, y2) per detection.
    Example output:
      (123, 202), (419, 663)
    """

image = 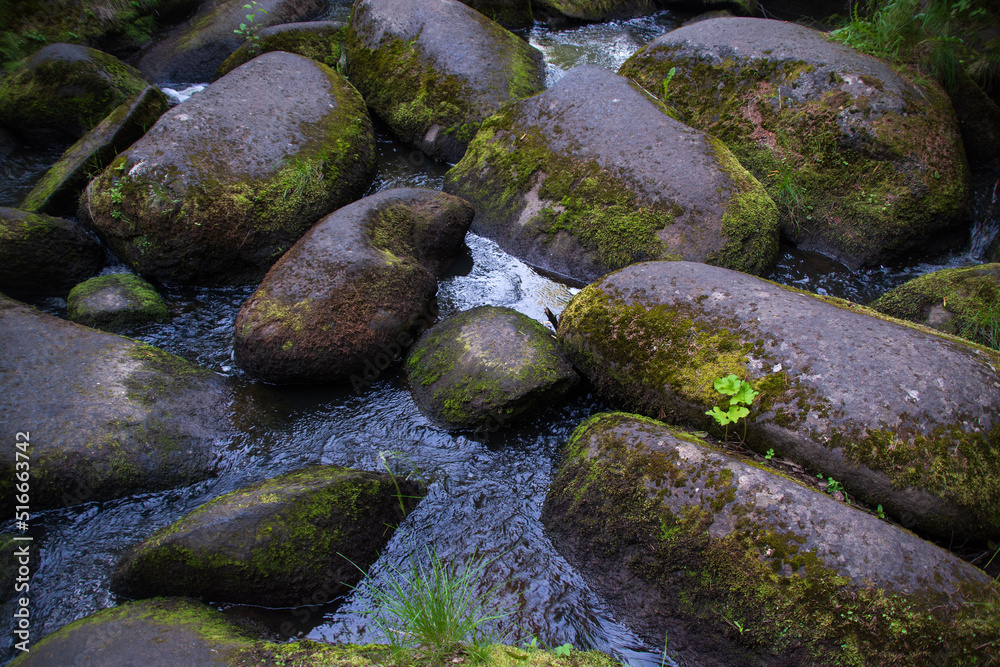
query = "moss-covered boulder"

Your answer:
(619, 17), (971, 268)
(21, 86), (168, 216)
(0, 294), (232, 511)
(459, 0), (534, 30)
(530, 0), (657, 22)
(406, 306), (578, 431)
(870, 263), (1000, 351)
(11, 597), (618, 667)
(557, 261), (1000, 539)
(111, 465), (424, 606)
(134, 0), (326, 83)
(345, 0), (544, 163)
(544, 412), (1000, 666)
(214, 21), (345, 79)
(234, 188), (473, 385)
(0, 207), (103, 297)
(81, 51), (376, 284)
(444, 65), (780, 283)
(68, 273), (170, 331)
(0, 43), (149, 142)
